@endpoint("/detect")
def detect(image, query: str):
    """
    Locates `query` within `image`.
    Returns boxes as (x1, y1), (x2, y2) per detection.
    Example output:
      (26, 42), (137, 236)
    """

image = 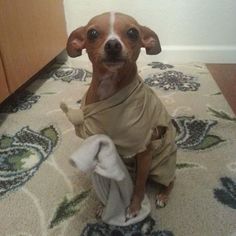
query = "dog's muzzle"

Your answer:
(102, 39), (126, 69)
